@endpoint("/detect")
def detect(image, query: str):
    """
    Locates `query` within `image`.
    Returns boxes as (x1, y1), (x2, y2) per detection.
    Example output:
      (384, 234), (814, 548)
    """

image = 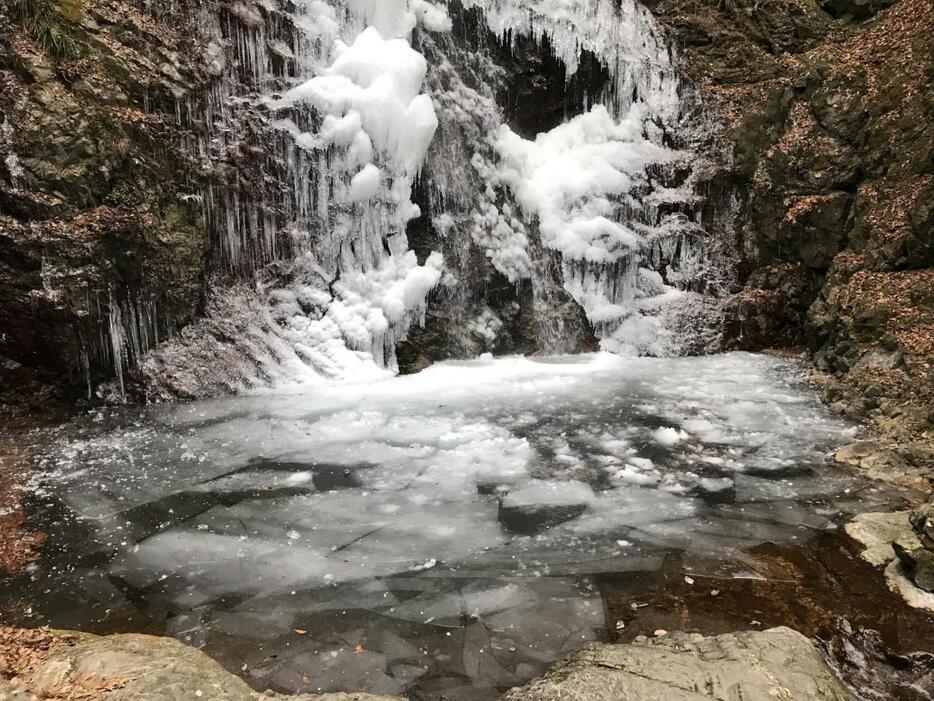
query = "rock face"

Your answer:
(0, 0), (214, 403)
(1, 630), (401, 701)
(649, 0), (933, 473)
(502, 627), (852, 701)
